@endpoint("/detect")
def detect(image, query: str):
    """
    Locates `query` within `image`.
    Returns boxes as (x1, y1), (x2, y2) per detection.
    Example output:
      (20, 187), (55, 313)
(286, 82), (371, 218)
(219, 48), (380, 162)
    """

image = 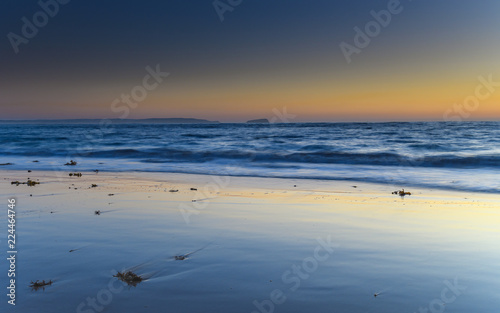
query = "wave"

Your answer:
(2, 147), (499, 169)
